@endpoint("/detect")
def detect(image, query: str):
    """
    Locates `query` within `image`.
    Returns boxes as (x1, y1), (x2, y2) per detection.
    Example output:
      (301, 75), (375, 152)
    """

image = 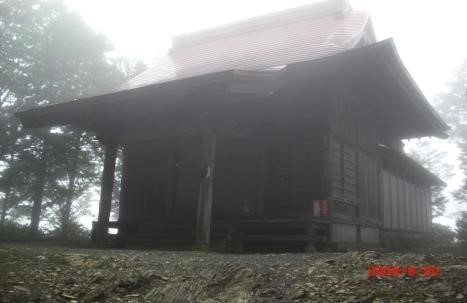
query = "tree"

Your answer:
(432, 223), (456, 245)
(0, 0), (125, 236)
(432, 59), (467, 204)
(456, 211), (467, 243)
(406, 139), (453, 217)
